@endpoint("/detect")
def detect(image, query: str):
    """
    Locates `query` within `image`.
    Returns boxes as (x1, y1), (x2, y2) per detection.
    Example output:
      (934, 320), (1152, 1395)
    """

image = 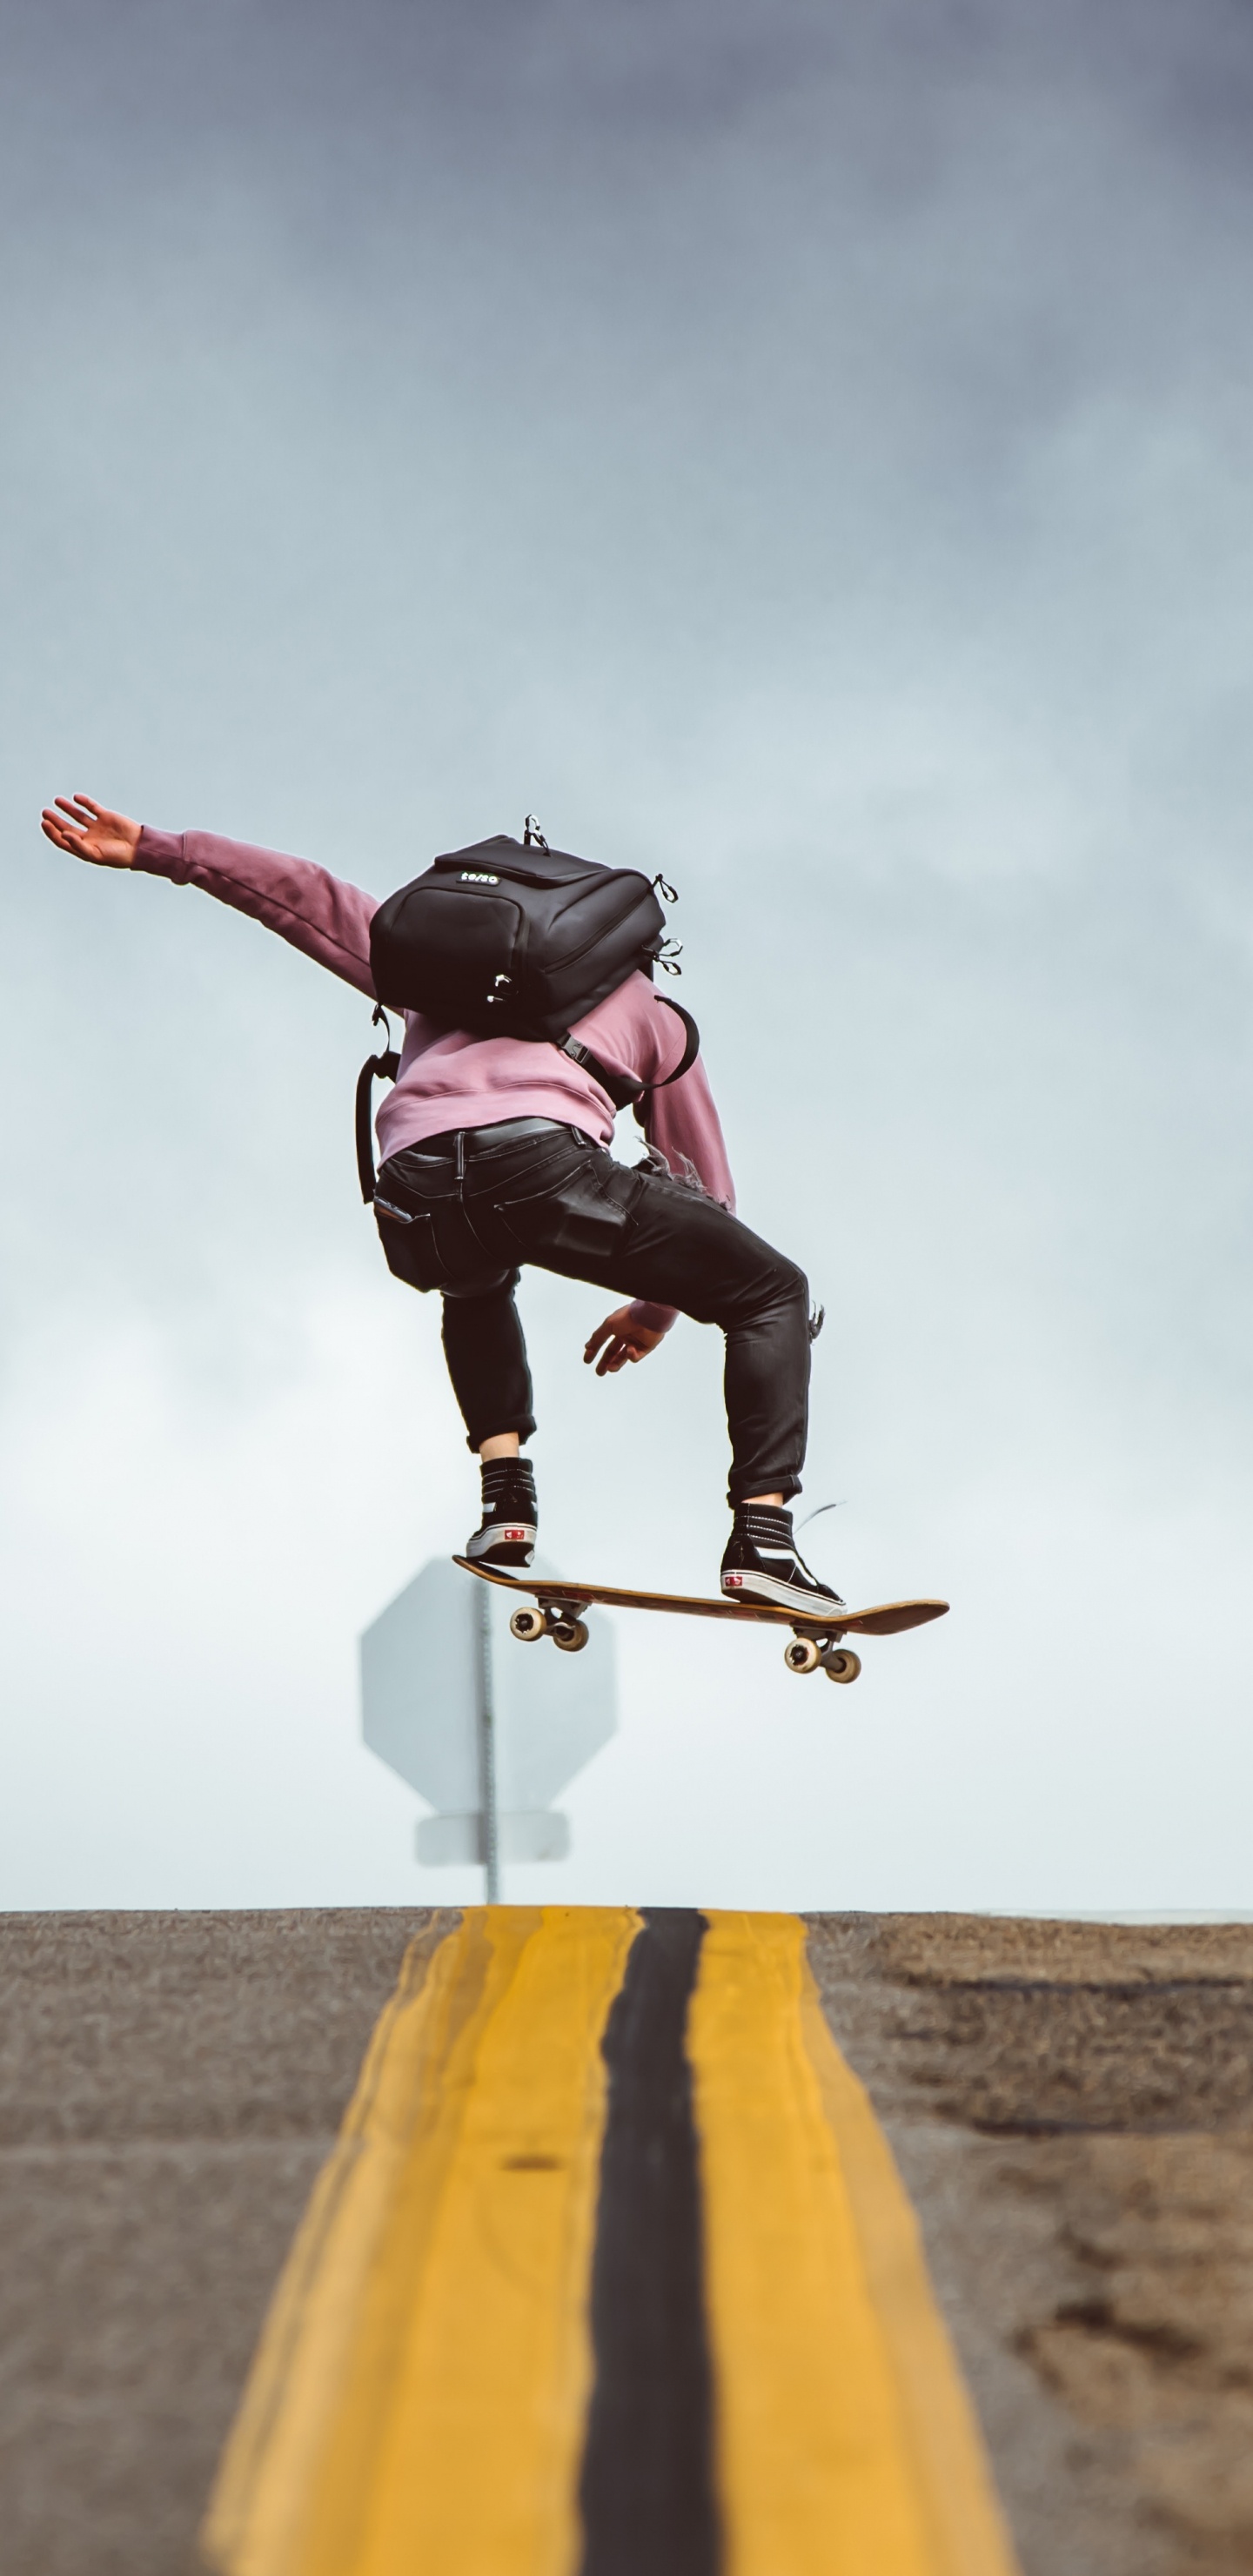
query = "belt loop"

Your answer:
(455, 1130), (466, 1183)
